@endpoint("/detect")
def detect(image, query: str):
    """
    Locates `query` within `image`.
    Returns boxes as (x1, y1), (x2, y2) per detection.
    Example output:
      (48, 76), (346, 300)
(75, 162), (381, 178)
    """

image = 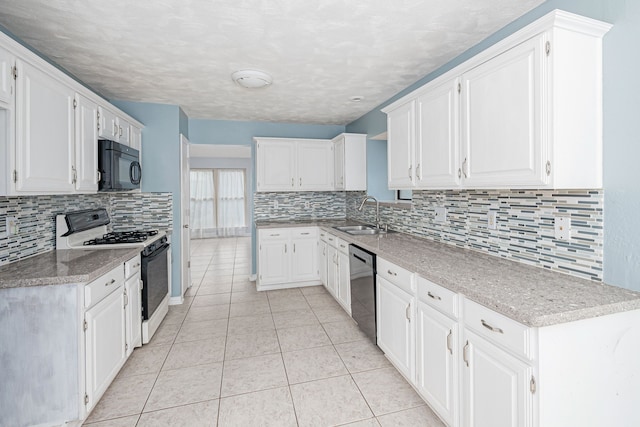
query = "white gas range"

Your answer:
(56, 208), (170, 344)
